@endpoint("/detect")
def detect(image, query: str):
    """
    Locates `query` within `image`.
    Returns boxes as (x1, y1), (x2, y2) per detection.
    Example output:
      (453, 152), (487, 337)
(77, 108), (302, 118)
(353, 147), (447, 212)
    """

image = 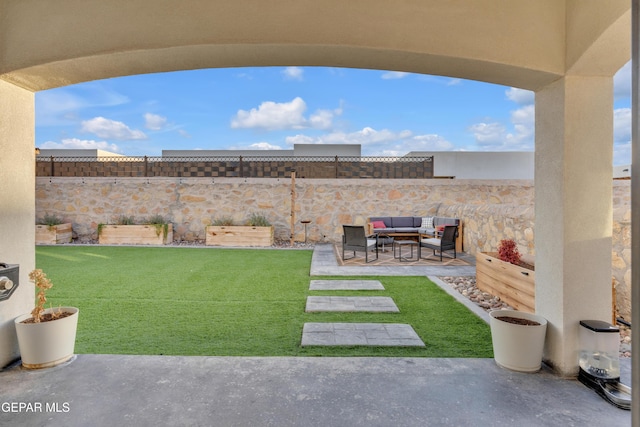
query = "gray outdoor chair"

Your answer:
(419, 225), (457, 261)
(342, 225), (379, 263)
